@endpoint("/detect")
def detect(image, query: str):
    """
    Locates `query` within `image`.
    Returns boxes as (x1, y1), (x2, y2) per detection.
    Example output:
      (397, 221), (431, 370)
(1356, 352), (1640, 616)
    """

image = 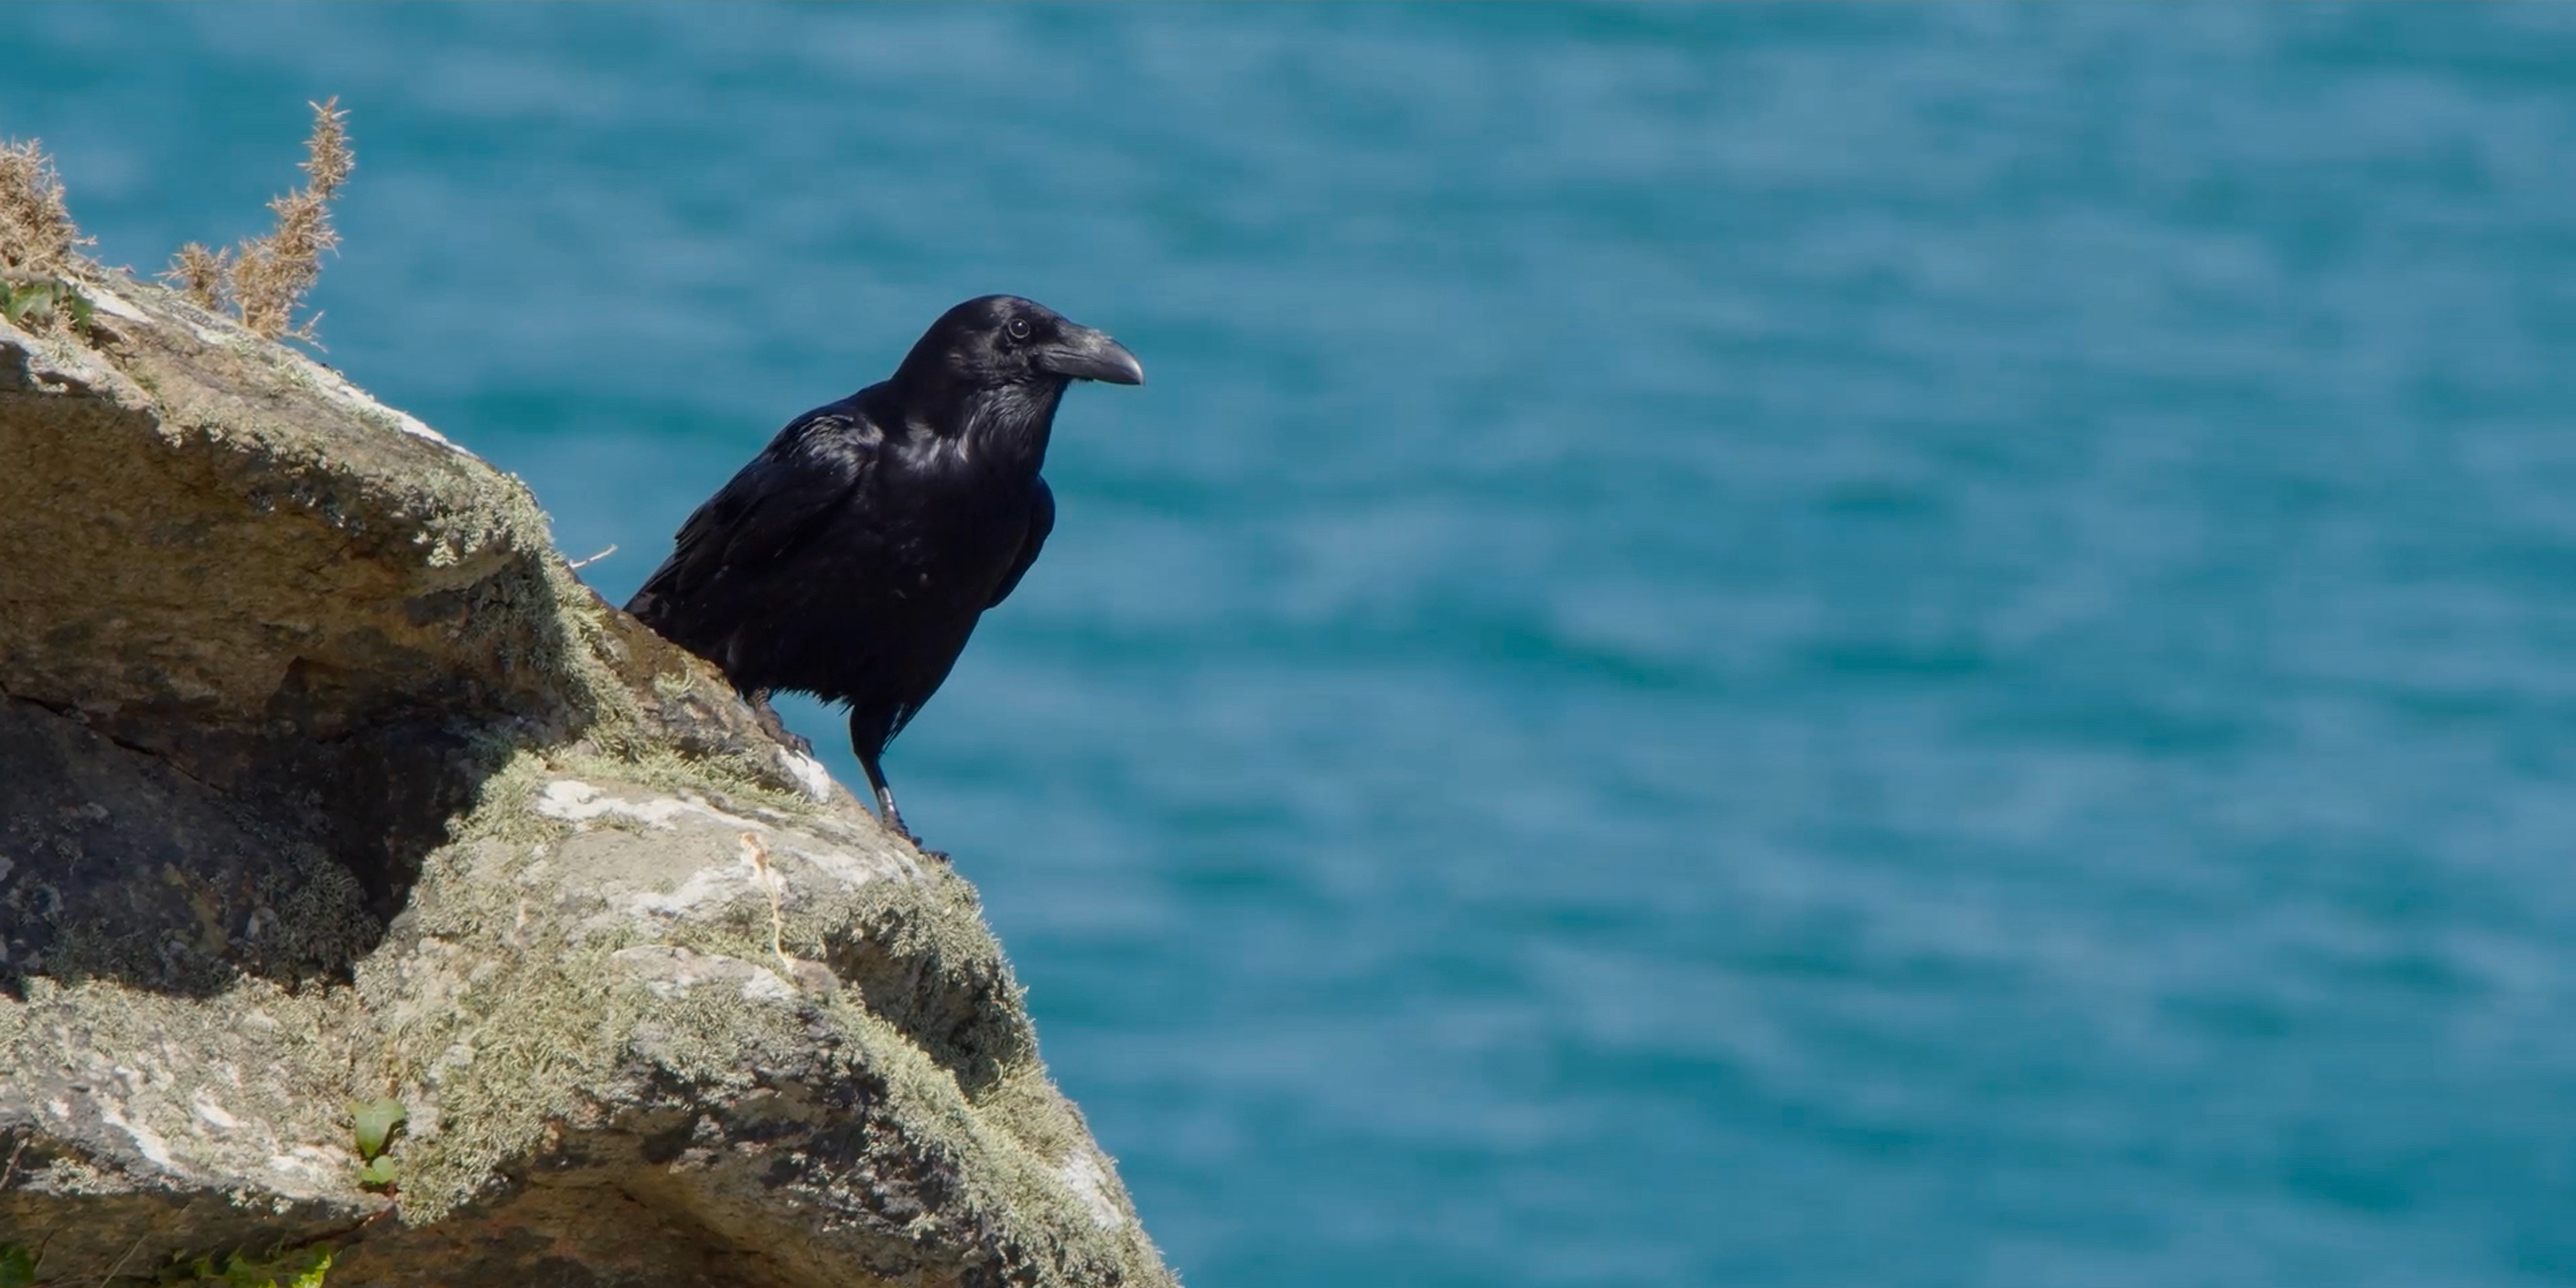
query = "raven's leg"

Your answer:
(746, 689), (814, 757)
(847, 707), (915, 841)
(850, 709), (938, 852)
(857, 748), (913, 842)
